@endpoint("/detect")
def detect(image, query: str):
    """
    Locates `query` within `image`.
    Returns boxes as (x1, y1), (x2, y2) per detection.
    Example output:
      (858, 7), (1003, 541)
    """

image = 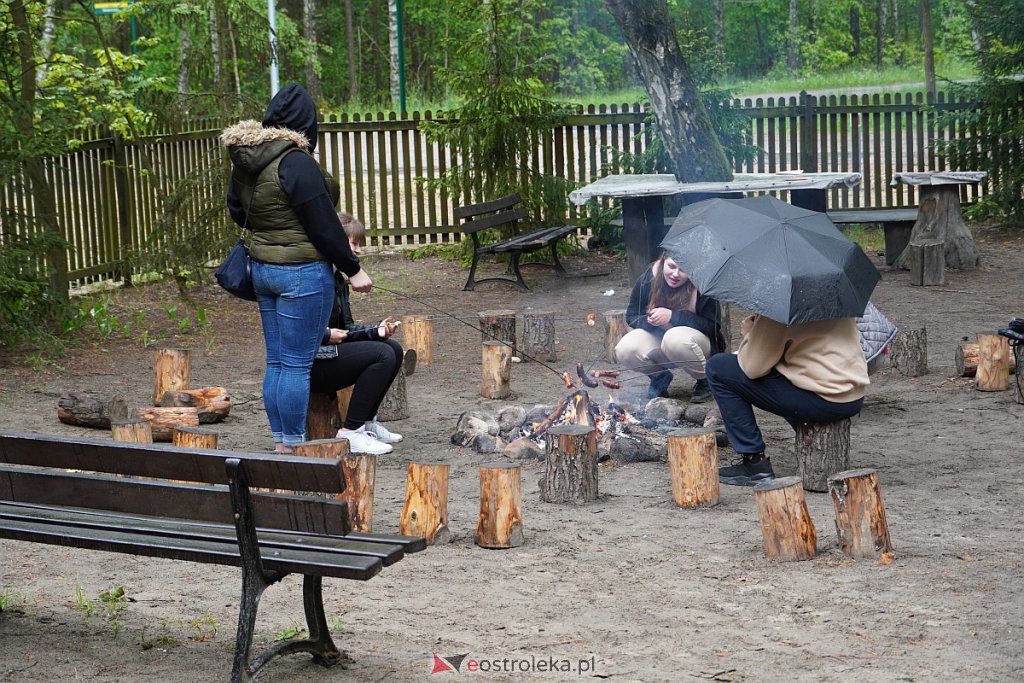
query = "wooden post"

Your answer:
(795, 419), (851, 492)
(152, 348), (190, 404)
(399, 463), (451, 544)
(377, 366), (408, 421)
(401, 314), (433, 364)
(479, 309), (516, 354)
(475, 462), (524, 549)
(828, 468), (893, 559)
(889, 326), (928, 377)
(976, 332), (1011, 392)
(481, 340), (512, 399)
(336, 386), (354, 424)
(306, 391), (341, 440)
(908, 238), (946, 286)
(753, 477), (817, 562)
(539, 424), (598, 504)
(603, 309), (630, 363)
(111, 418), (153, 443)
(955, 340), (1016, 377)
(666, 428), (719, 508)
(134, 407), (200, 442)
(172, 426), (218, 449)
(294, 438), (375, 533)
(521, 311), (556, 362)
